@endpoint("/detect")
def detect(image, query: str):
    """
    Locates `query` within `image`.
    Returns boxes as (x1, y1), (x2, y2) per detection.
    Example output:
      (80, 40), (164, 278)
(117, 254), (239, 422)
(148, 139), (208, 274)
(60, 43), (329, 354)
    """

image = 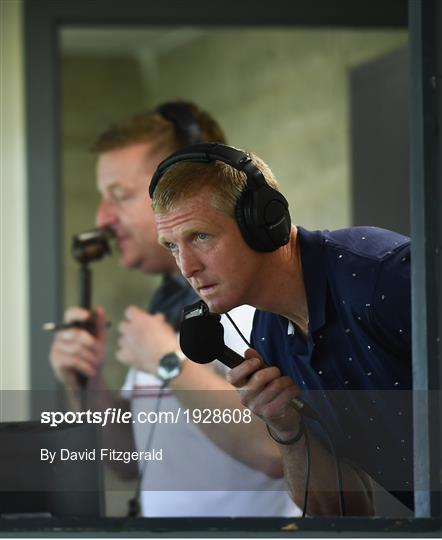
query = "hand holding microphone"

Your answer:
(46, 228), (114, 392)
(180, 301), (346, 516)
(49, 305), (108, 389)
(179, 301), (319, 440)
